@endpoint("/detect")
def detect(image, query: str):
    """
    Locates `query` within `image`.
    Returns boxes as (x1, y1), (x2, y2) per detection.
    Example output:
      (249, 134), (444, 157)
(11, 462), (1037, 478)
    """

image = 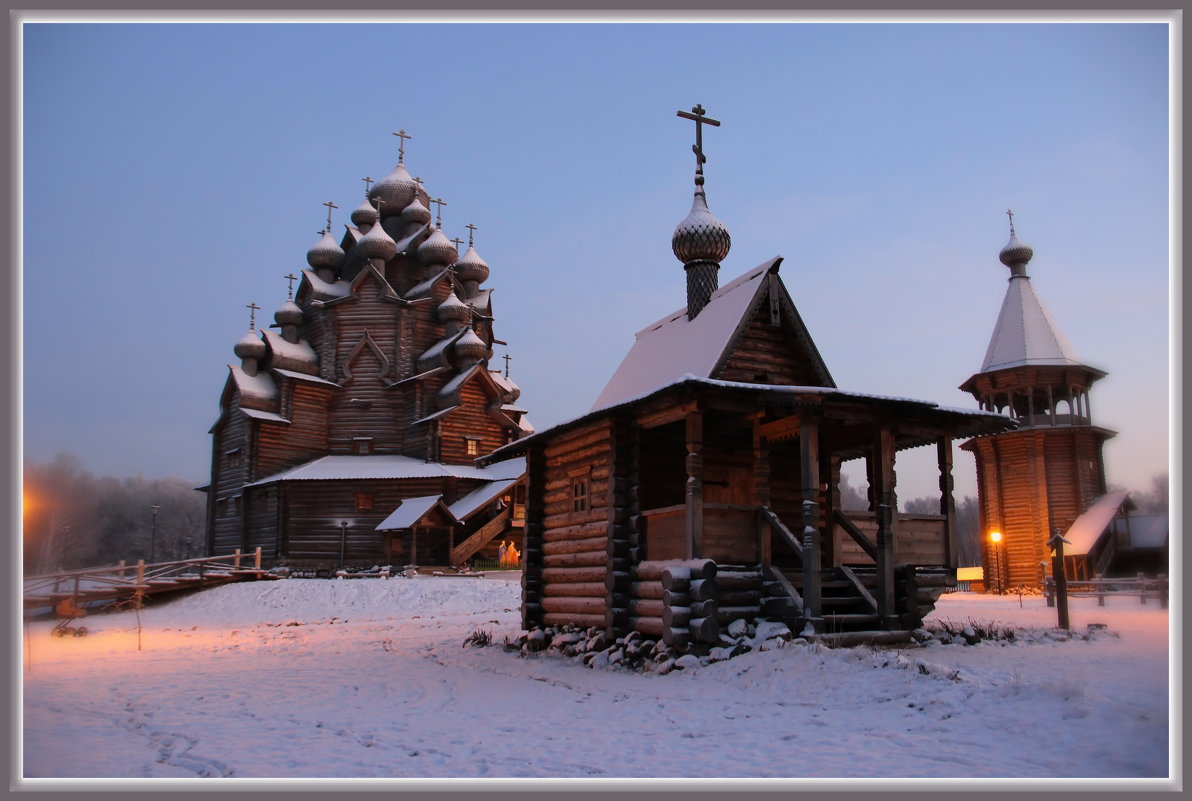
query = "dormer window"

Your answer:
(226, 448), (242, 468)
